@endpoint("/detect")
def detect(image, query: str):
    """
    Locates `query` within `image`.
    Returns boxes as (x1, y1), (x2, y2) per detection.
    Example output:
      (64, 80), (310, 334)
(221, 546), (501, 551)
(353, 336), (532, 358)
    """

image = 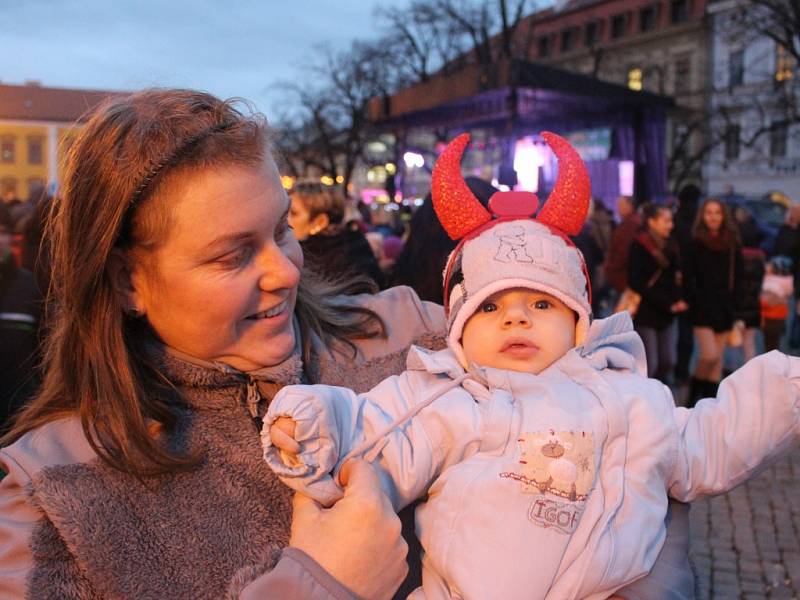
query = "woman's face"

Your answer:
(288, 195), (314, 241)
(648, 209), (674, 240)
(129, 157), (303, 371)
(702, 201), (724, 232)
